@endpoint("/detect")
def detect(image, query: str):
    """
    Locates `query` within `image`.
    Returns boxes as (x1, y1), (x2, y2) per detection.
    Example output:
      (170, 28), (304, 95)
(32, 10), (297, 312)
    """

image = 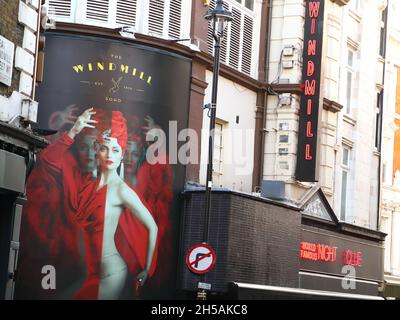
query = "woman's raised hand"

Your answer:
(68, 107), (97, 139)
